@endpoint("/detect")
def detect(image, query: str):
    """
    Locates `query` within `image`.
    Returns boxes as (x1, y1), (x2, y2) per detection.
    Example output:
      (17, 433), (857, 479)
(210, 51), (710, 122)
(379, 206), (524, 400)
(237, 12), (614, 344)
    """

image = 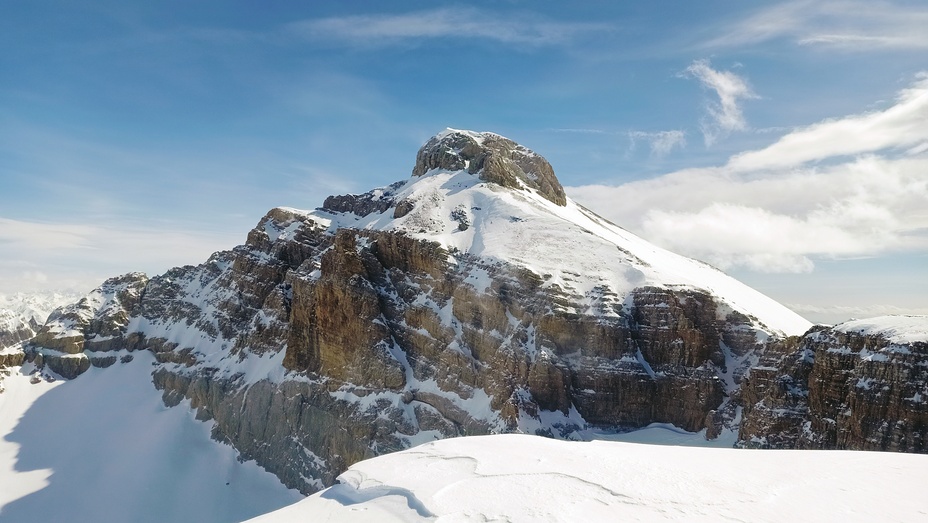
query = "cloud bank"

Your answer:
(568, 73), (928, 274)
